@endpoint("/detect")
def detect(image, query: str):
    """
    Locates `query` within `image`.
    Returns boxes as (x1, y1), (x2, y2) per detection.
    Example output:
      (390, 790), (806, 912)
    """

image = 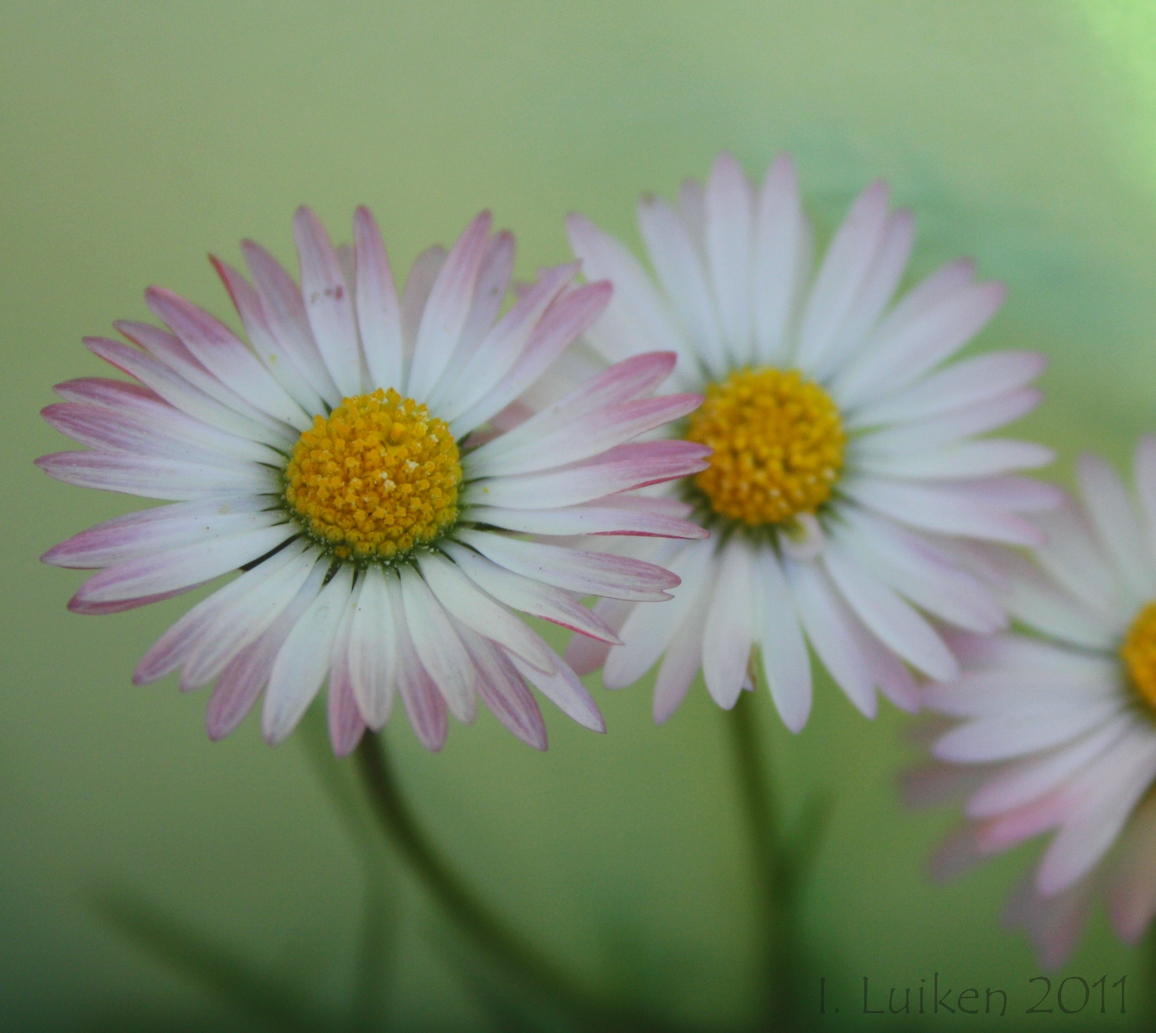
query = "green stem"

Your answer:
(727, 689), (795, 1029)
(354, 732), (626, 1031)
